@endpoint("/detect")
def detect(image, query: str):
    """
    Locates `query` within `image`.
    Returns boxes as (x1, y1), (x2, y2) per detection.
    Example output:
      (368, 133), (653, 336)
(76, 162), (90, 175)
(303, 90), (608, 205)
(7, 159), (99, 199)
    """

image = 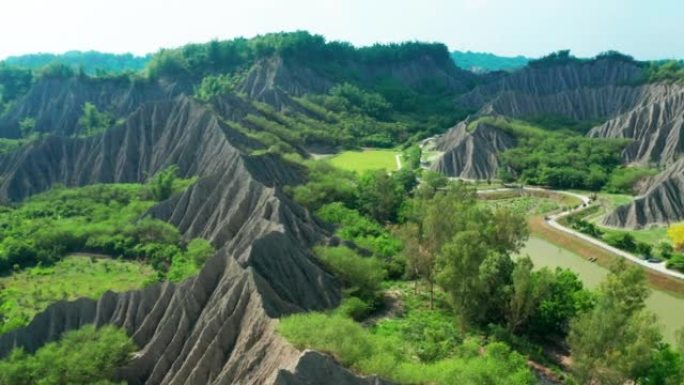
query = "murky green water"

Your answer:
(519, 237), (684, 343)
